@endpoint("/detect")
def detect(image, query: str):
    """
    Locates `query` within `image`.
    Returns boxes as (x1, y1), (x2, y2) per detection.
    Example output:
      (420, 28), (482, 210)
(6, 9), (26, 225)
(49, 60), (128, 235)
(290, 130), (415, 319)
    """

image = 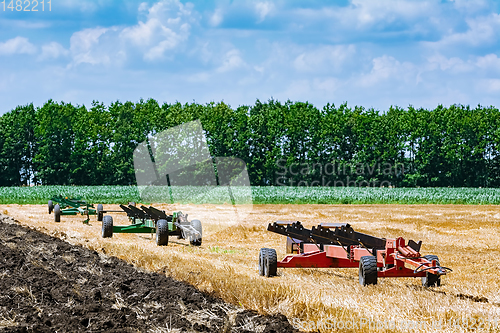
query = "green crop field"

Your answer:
(1, 185), (500, 205)
(251, 186), (500, 204)
(0, 186), (141, 205)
